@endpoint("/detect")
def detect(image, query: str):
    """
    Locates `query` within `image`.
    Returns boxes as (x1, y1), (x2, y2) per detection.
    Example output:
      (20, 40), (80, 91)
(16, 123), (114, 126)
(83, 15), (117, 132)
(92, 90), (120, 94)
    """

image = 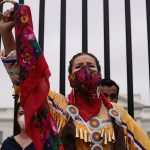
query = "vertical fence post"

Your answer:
(103, 0), (110, 79)
(146, 0), (150, 92)
(38, 0), (45, 51)
(19, 0), (24, 4)
(60, 0), (66, 95)
(125, 0), (134, 118)
(13, 94), (19, 136)
(13, 0), (25, 135)
(82, 0), (88, 52)
(0, 4), (3, 50)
